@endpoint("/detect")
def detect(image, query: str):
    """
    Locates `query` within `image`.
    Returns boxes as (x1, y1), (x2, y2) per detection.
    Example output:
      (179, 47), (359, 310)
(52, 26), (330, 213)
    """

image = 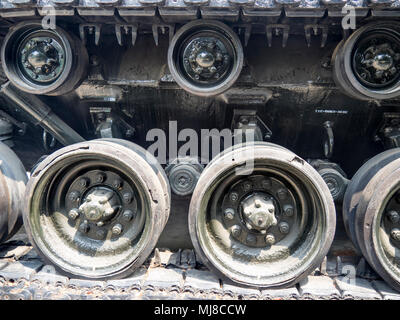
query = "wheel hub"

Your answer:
(19, 36), (65, 83)
(241, 193), (277, 232)
(182, 37), (230, 82)
(353, 33), (400, 88)
(78, 187), (120, 223)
